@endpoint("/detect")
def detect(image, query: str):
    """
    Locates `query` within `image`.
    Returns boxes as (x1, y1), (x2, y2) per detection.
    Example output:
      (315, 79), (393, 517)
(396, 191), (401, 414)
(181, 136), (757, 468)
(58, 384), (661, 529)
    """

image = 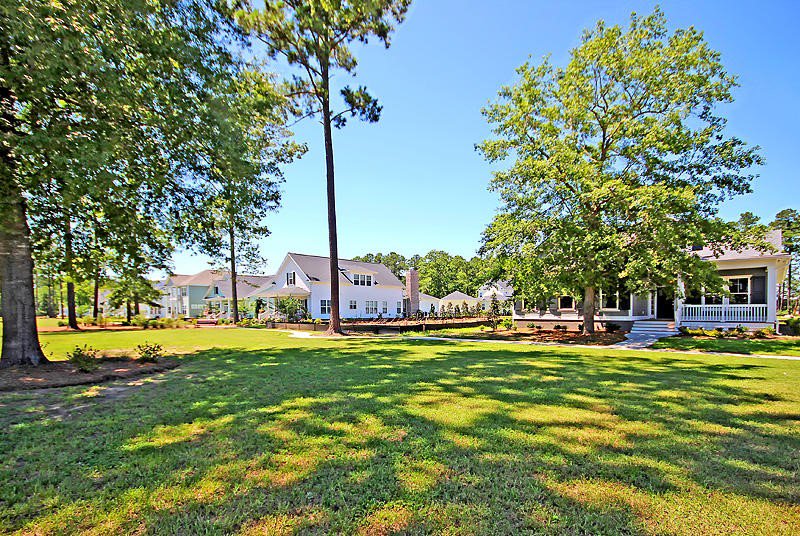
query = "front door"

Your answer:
(656, 288), (675, 320)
